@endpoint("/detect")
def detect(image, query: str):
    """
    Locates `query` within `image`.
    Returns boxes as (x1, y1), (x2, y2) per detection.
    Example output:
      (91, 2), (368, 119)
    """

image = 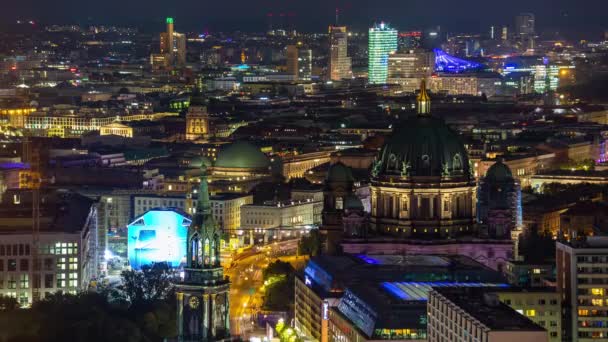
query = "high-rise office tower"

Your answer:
(501, 26), (509, 41)
(515, 13), (535, 36)
(368, 22), (398, 84)
(286, 44), (299, 78)
(158, 17), (186, 67)
(328, 26), (352, 81)
(298, 48), (313, 80)
(387, 49), (433, 92)
(286, 43), (313, 80)
(557, 238), (608, 342)
(398, 31), (423, 50)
